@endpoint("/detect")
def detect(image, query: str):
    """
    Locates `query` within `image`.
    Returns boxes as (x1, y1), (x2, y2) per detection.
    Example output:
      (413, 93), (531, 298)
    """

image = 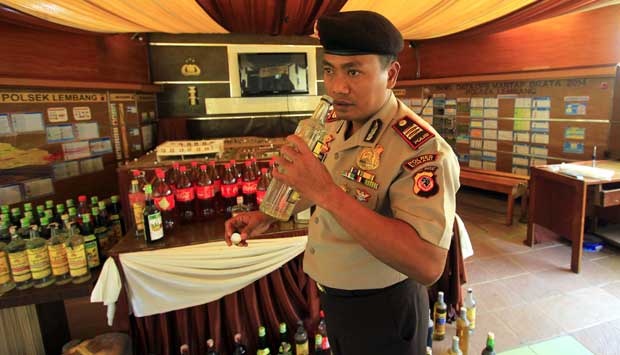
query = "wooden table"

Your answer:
(526, 160), (620, 273)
